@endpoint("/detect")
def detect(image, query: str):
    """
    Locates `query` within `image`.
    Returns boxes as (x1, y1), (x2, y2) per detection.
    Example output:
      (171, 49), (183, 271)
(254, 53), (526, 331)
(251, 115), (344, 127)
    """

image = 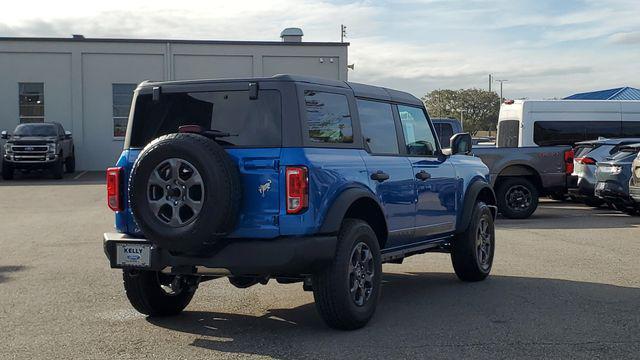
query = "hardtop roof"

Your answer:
(138, 74), (423, 106)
